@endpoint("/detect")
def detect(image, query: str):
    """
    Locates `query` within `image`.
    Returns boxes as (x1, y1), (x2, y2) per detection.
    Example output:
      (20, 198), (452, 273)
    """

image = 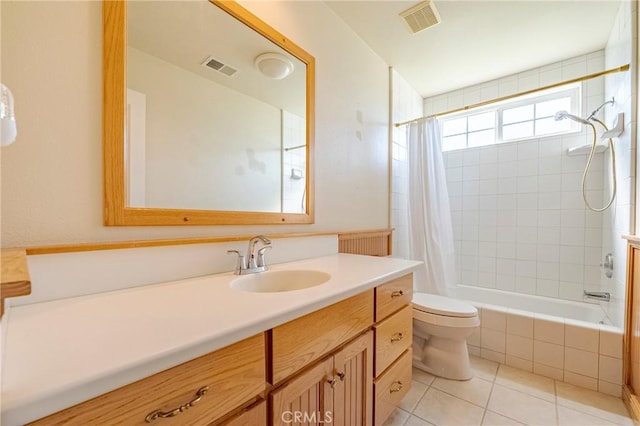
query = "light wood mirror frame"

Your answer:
(103, 0), (315, 226)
